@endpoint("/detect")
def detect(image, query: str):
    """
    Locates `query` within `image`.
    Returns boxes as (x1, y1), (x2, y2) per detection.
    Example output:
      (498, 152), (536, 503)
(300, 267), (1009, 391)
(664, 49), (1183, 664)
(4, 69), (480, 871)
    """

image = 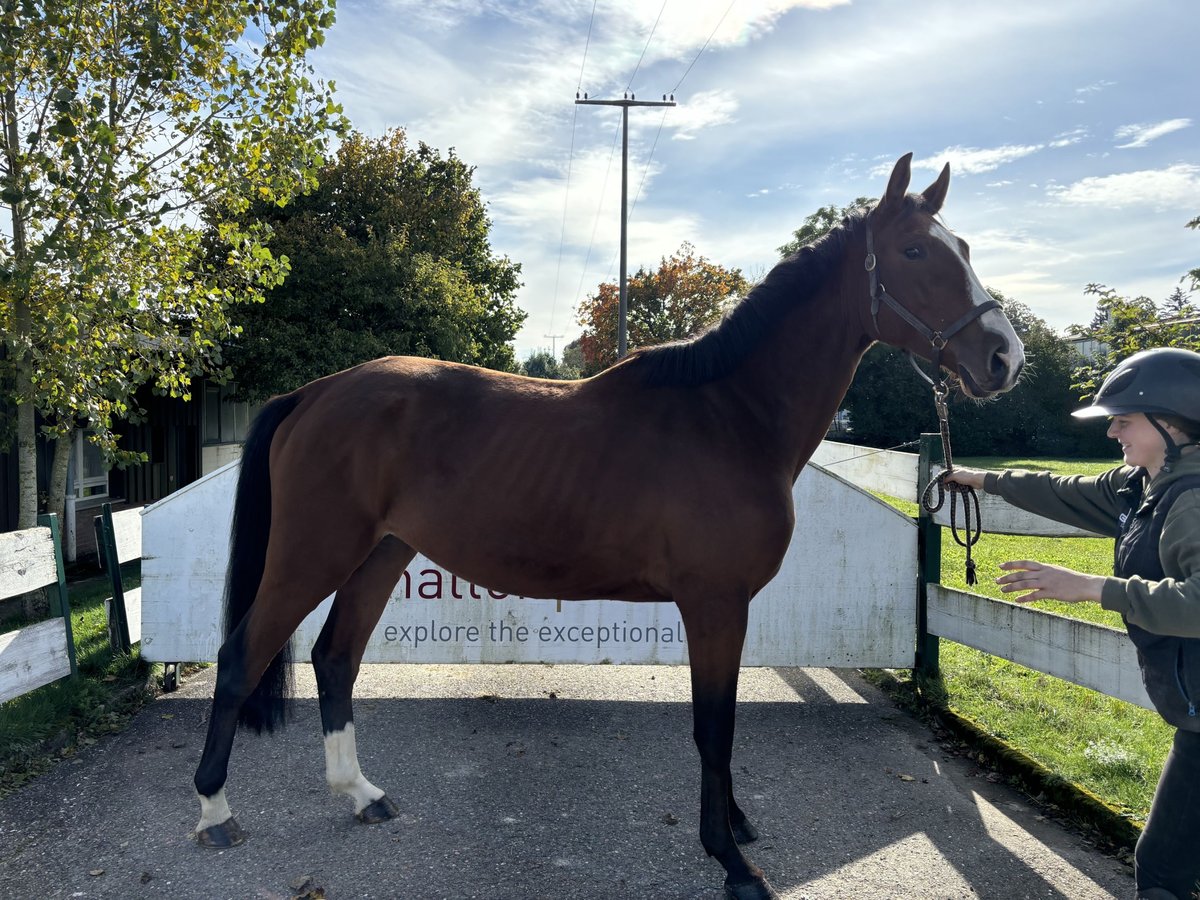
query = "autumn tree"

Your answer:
(0, 0), (344, 527)
(575, 243), (748, 375)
